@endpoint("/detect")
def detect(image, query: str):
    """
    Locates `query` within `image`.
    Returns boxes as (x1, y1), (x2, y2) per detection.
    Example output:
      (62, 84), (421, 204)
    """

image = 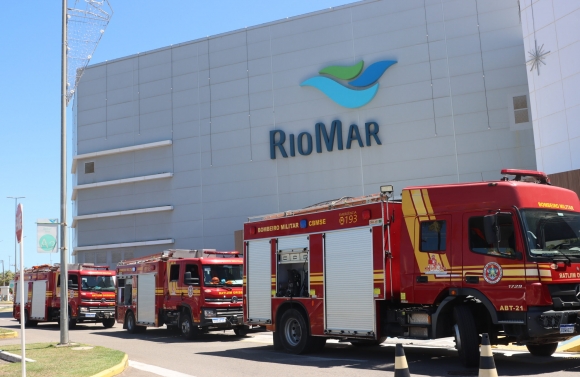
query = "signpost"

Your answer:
(37, 219), (59, 254)
(16, 204), (25, 376)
